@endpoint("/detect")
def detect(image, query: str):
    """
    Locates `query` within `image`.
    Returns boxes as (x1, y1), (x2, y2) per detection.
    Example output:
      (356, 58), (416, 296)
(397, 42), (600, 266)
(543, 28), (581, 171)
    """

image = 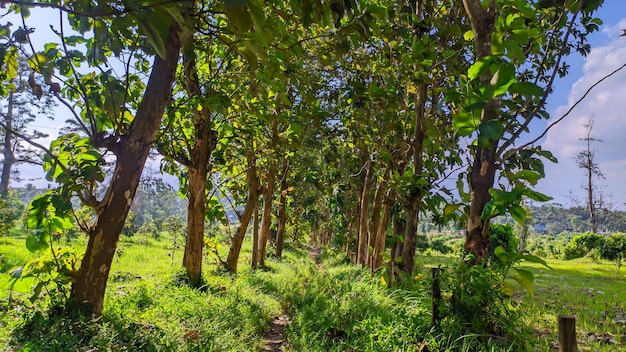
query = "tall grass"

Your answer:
(1, 233), (625, 351)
